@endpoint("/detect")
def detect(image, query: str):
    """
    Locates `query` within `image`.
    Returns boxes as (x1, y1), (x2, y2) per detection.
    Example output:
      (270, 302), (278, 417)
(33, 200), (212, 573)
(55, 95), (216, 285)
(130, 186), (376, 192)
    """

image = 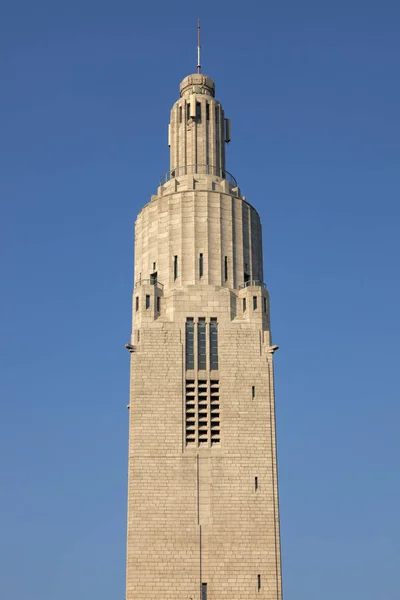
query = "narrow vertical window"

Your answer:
(224, 256), (228, 282)
(255, 476), (258, 491)
(145, 295), (150, 309)
(263, 297), (267, 313)
(156, 296), (160, 312)
(202, 583), (207, 600)
(198, 318), (206, 370)
(179, 105), (182, 122)
(210, 318), (218, 371)
(186, 103), (191, 121)
(150, 271), (157, 285)
(174, 255), (178, 280)
(257, 574), (261, 591)
(215, 105), (219, 124)
(252, 385), (255, 398)
(243, 297), (246, 312)
(185, 319), (194, 370)
(135, 296), (139, 311)
(206, 103), (210, 120)
(253, 296), (257, 310)
(196, 101), (202, 121)
(199, 253), (203, 278)
(152, 262), (156, 271)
